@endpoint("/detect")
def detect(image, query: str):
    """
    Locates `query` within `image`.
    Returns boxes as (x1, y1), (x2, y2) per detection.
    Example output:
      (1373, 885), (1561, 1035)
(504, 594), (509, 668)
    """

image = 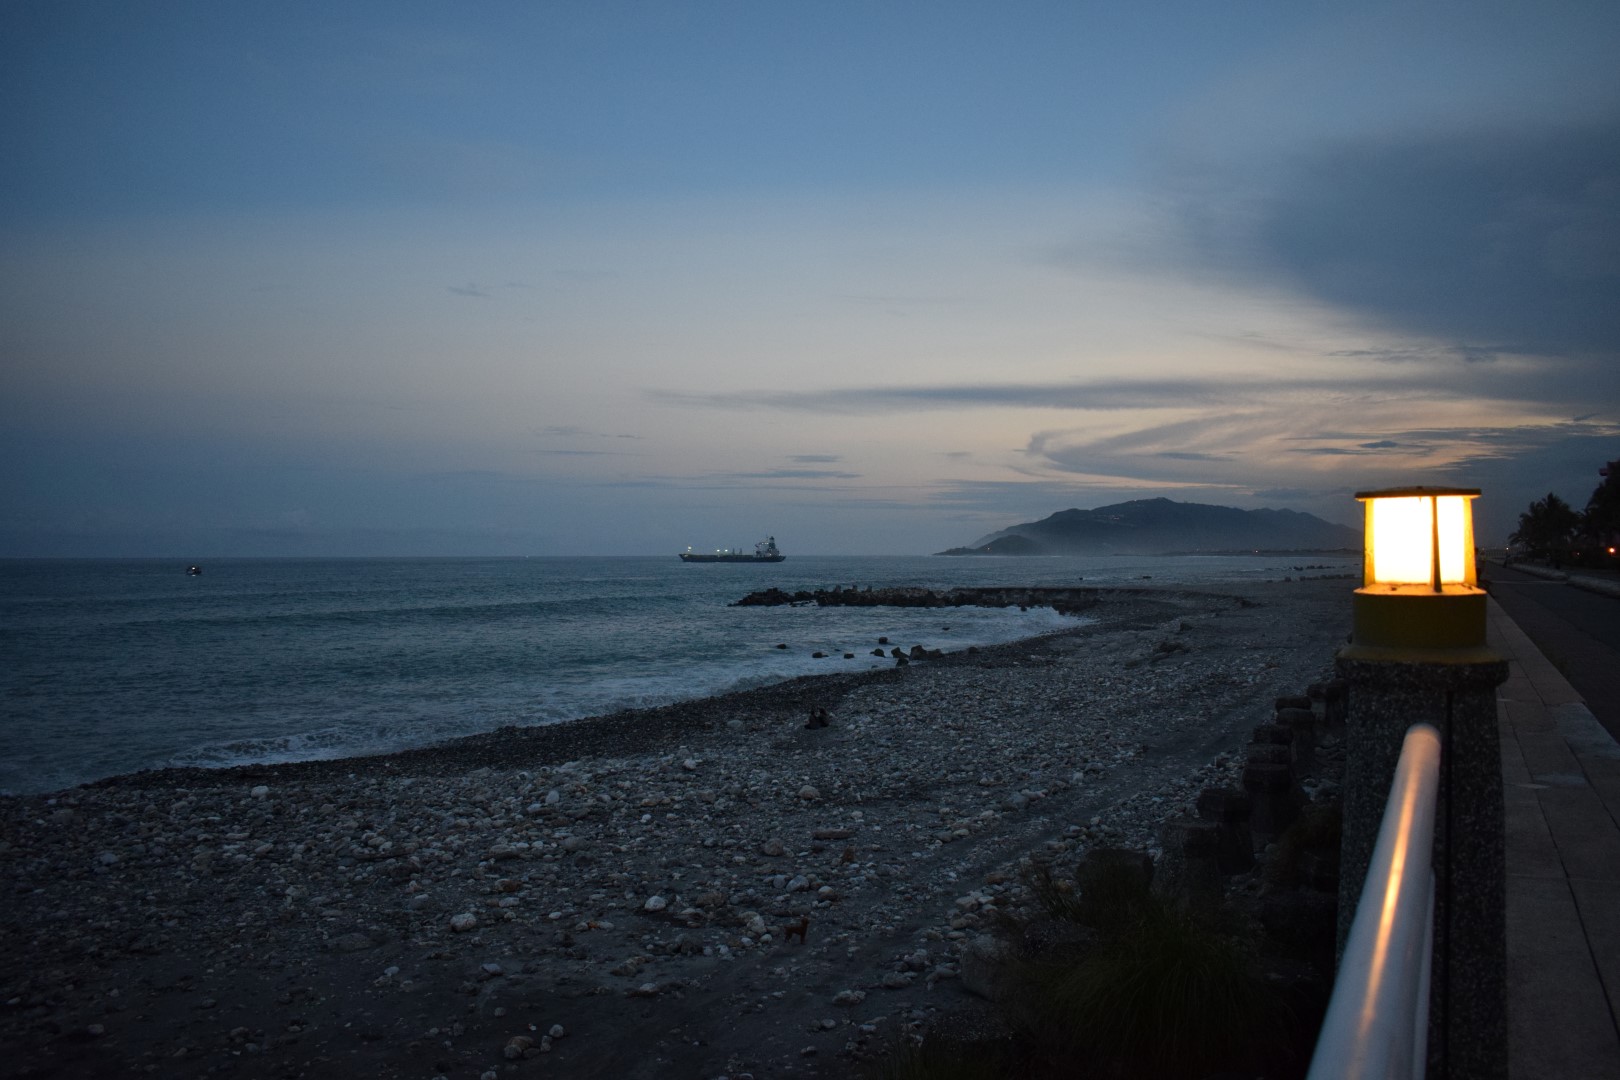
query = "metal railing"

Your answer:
(1308, 723), (1442, 1080)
